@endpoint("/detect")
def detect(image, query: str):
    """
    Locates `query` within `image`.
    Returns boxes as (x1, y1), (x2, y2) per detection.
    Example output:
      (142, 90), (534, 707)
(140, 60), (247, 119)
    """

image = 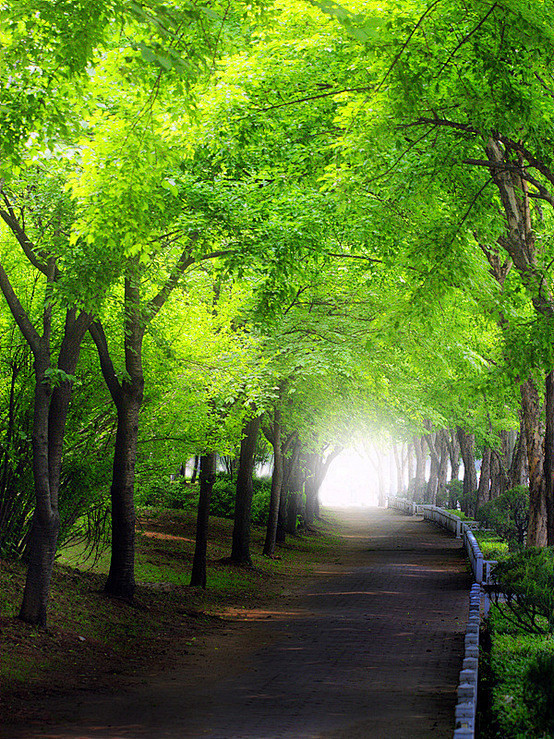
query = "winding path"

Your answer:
(16, 507), (471, 738)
